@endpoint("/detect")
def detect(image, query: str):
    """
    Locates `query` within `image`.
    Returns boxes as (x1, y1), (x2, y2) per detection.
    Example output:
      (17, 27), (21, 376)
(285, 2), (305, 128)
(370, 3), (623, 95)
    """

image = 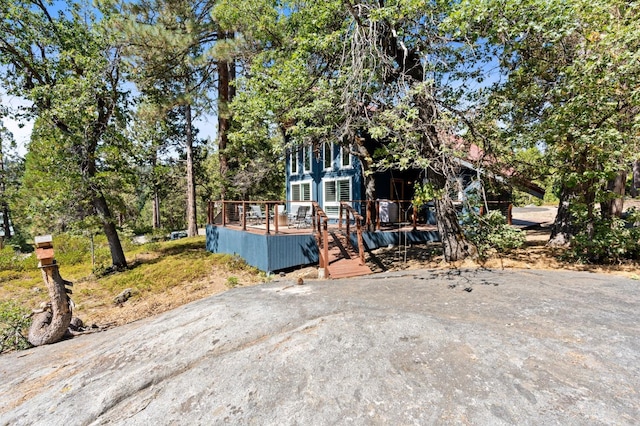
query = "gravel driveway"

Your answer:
(1, 269), (638, 425)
